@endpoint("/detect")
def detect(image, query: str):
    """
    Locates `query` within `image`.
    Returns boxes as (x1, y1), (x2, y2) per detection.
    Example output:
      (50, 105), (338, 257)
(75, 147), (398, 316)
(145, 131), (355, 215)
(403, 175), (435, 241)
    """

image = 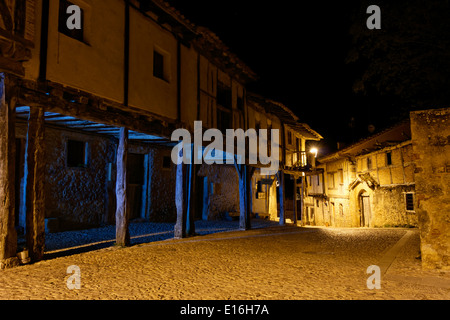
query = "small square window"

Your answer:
(67, 140), (88, 168)
(153, 50), (165, 80)
(58, 0), (84, 42)
(405, 193), (415, 211)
